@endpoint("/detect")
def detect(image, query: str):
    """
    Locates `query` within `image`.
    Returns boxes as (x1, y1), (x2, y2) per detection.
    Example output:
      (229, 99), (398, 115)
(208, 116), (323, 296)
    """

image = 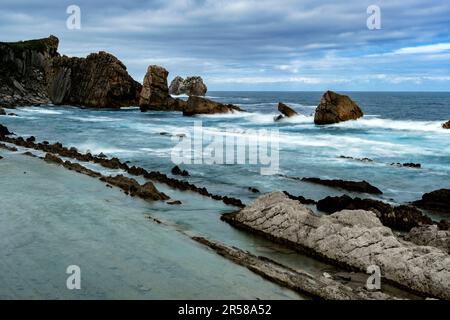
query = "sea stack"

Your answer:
(314, 91), (363, 125)
(169, 76), (207, 96)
